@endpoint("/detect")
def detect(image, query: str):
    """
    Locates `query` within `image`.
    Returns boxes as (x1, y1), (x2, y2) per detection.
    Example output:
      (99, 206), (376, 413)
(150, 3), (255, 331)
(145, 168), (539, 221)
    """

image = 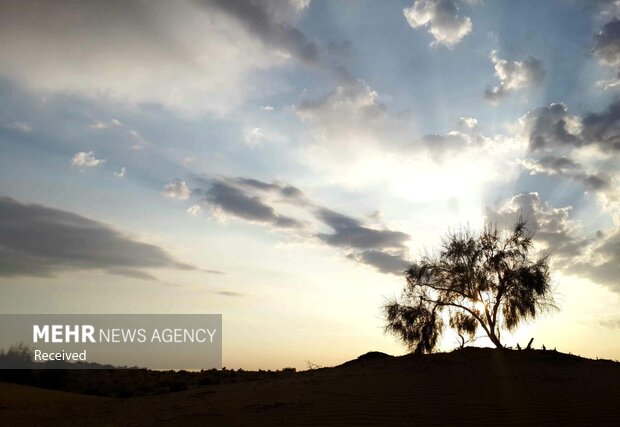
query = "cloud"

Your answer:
(596, 73), (620, 90)
(233, 178), (307, 202)
(190, 176), (411, 274)
(417, 115), (507, 162)
(594, 18), (620, 67)
(311, 207), (411, 273)
(598, 315), (620, 330)
(520, 155), (580, 173)
(518, 100), (619, 221)
(296, 81), (524, 202)
(580, 99), (620, 152)
(315, 208), (410, 250)
(294, 78), (408, 164)
(485, 192), (590, 260)
(312, 206), (411, 273)
(213, 290), (245, 297)
(0, 197), (195, 279)
(566, 228), (620, 292)
(162, 180), (191, 200)
(520, 103), (586, 151)
(260, 105), (275, 111)
(186, 204), (203, 217)
(0, 0), (298, 116)
(403, 0), (472, 47)
(114, 166), (127, 178)
(208, 0), (318, 65)
(458, 117), (478, 130)
(421, 130), (491, 161)
(203, 269), (226, 275)
(3, 121), (32, 133)
(485, 192), (620, 293)
(244, 127), (266, 146)
(71, 151), (105, 168)
(484, 51), (545, 103)
(91, 118), (123, 130)
(592, 11), (620, 90)
(202, 179), (304, 229)
(518, 156), (611, 191)
(296, 79), (387, 130)
(347, 250), (408, 275)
